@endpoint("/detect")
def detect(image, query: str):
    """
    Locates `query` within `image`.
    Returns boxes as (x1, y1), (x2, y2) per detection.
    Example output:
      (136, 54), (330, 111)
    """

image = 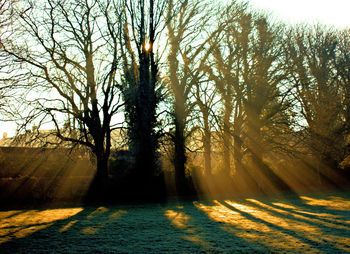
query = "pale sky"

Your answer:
(248, 0), (350, 28)
(0, 0), (349, 138)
